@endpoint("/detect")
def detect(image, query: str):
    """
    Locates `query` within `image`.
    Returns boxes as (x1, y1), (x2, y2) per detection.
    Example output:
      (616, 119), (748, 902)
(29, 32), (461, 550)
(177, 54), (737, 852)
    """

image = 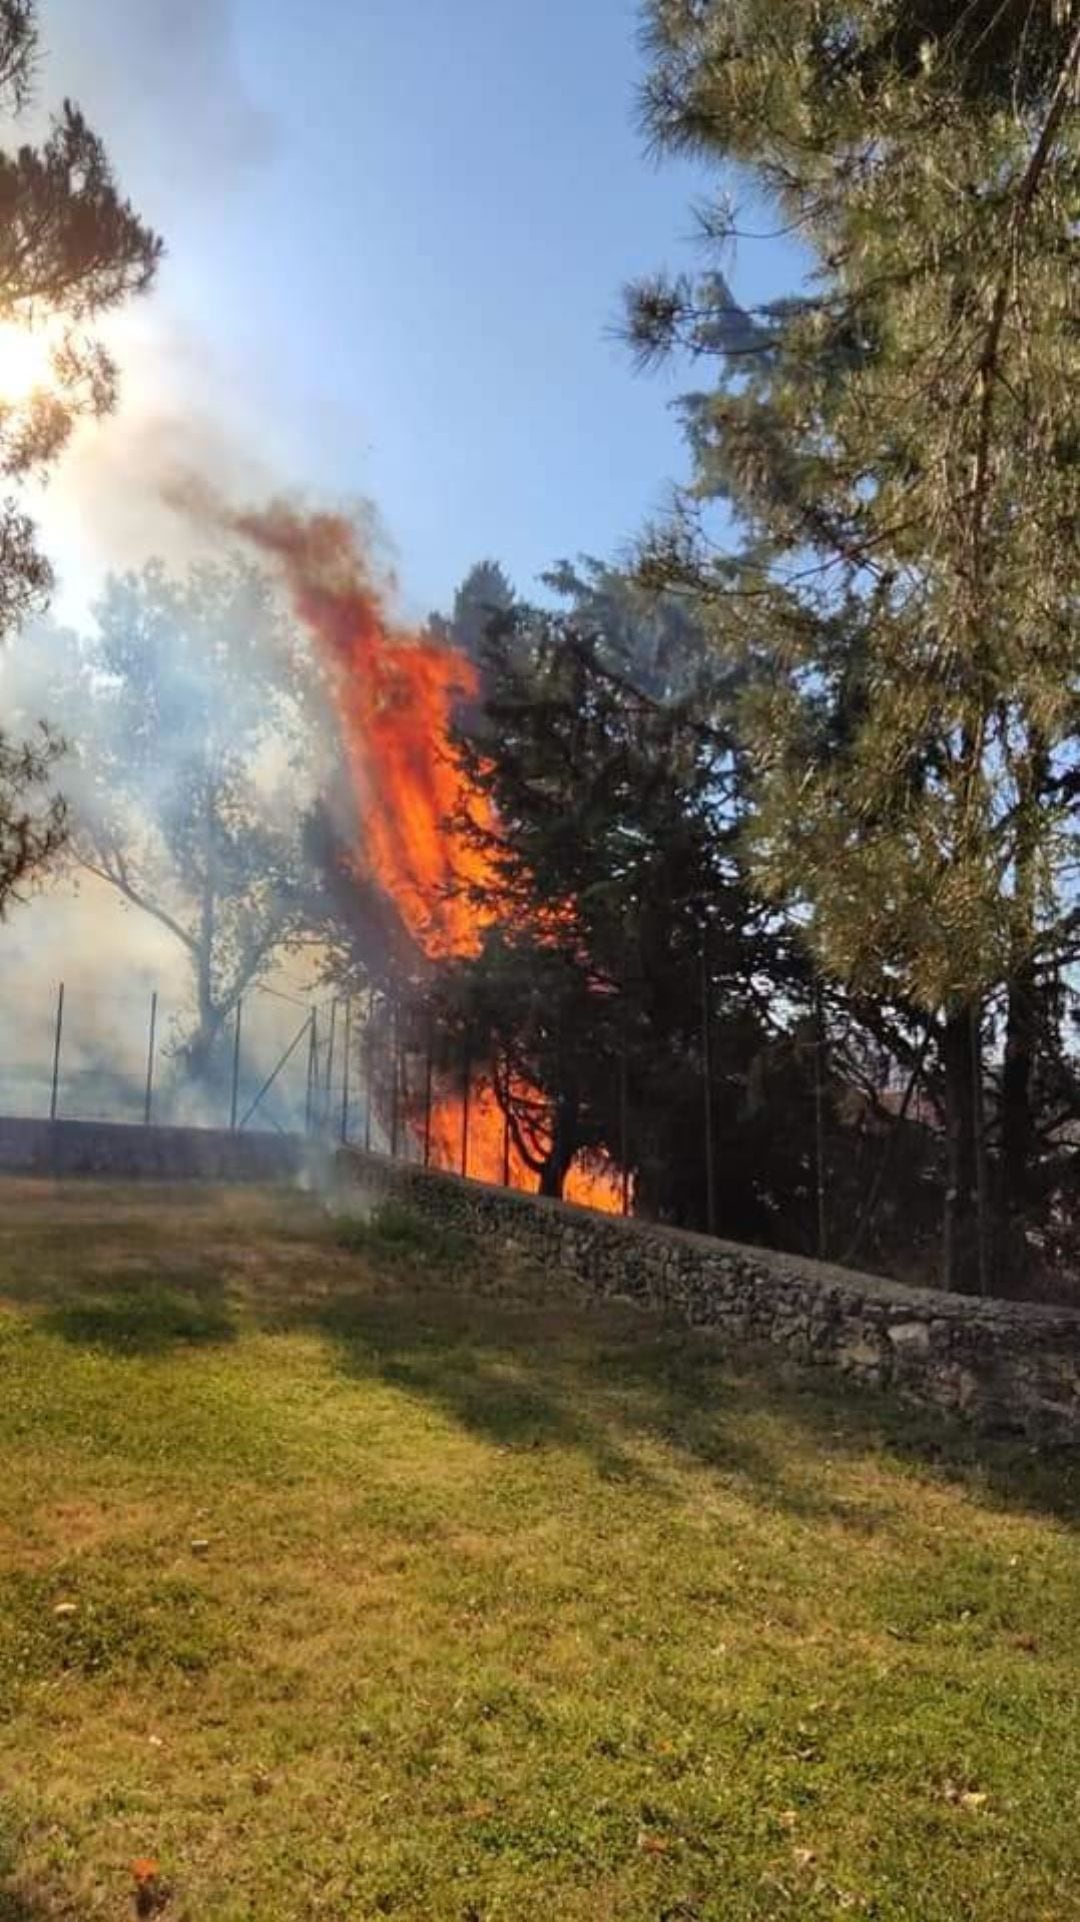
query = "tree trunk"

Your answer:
(941, 1005), (979, 1293)
(813, 982), (828, 1259)
(970, 1000), (992, 1296)
(186, 777), (220, 1092)
(999, 959), (1038, 1282)
(539, 1093), (579, 1199)
(997, 732), (1048, 1288)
